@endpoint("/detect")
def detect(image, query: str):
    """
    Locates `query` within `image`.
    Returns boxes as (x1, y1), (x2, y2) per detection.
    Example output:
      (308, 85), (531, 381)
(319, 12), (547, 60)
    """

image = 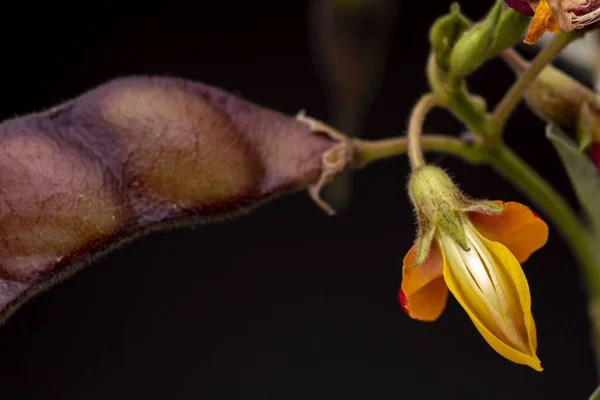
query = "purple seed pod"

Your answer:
(0, 76), (352, 323)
